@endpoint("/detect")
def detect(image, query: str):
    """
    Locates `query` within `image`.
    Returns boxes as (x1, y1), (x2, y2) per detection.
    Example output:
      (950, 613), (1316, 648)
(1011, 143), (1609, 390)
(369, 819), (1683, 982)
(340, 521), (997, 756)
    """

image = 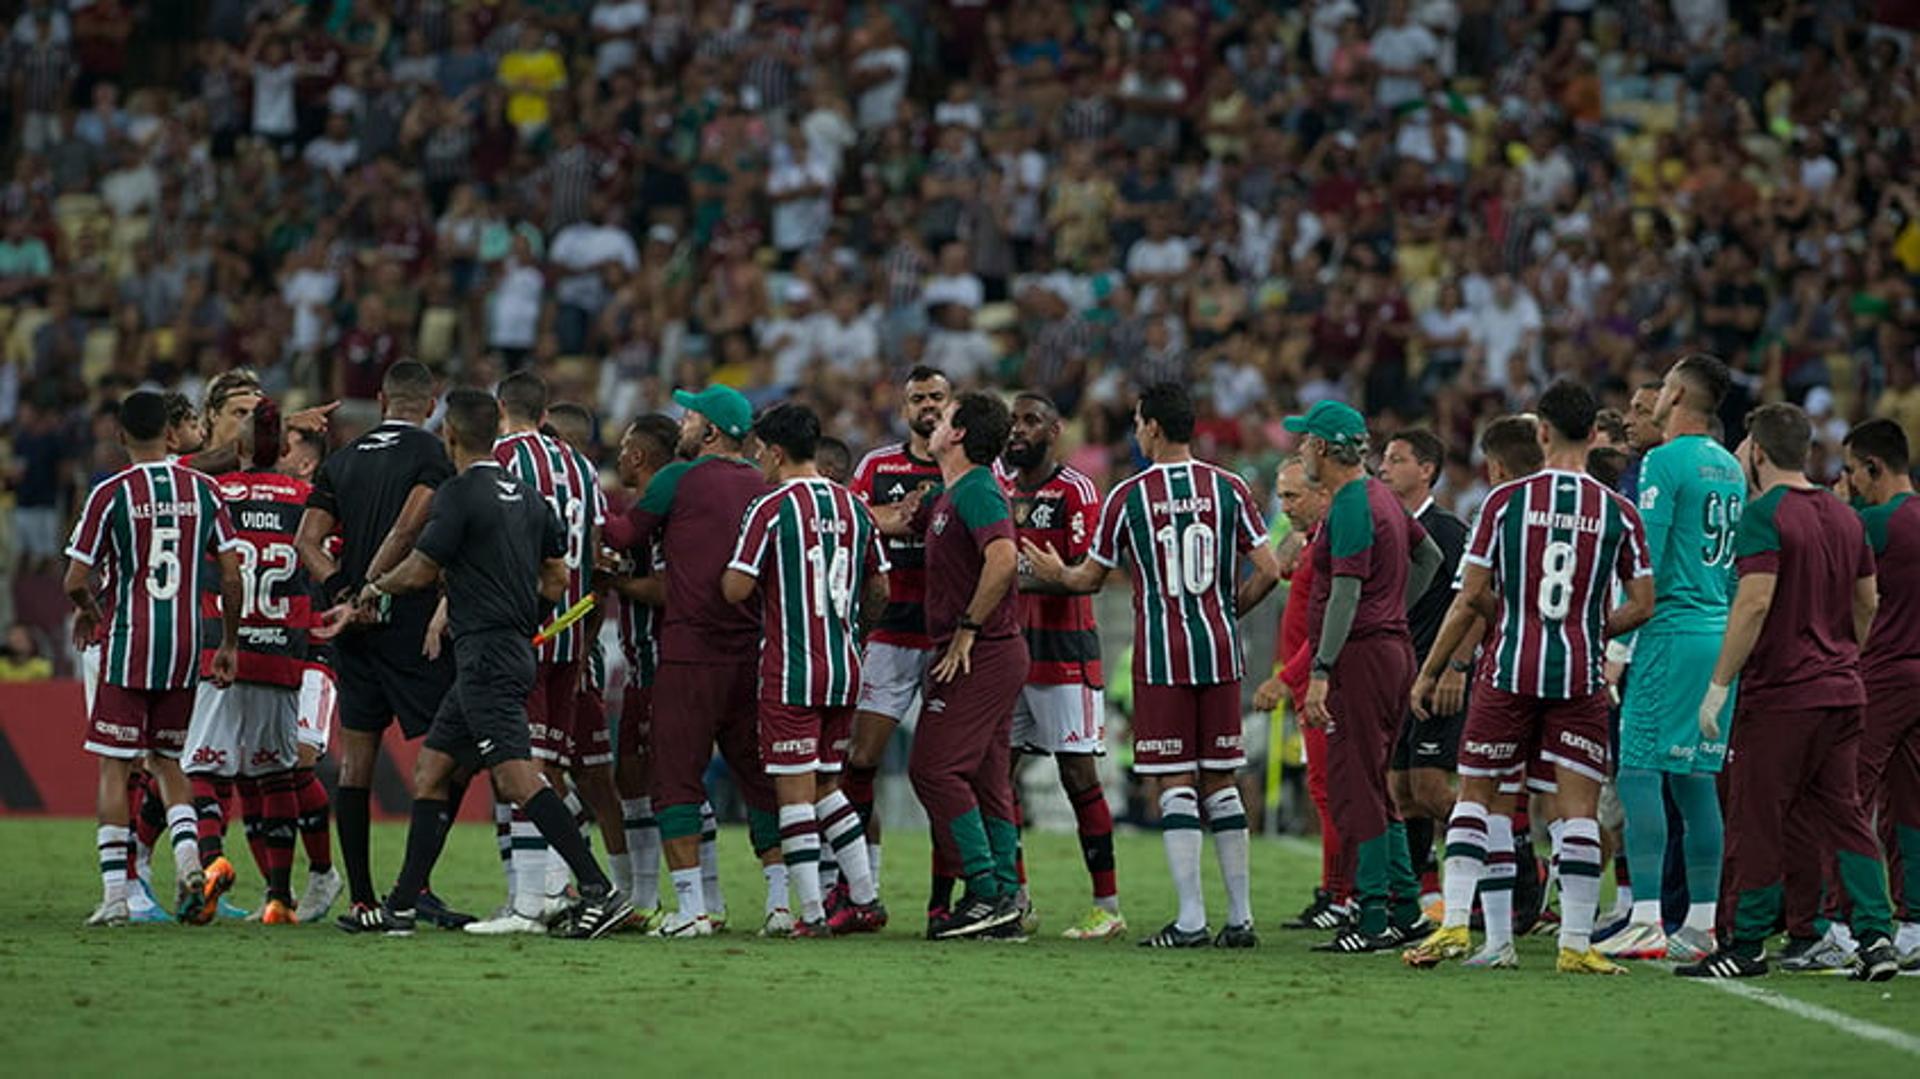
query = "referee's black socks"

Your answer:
(388, 798), (453, 911)
(337, 785), (376, 907)
(525, 787), (612, 894)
